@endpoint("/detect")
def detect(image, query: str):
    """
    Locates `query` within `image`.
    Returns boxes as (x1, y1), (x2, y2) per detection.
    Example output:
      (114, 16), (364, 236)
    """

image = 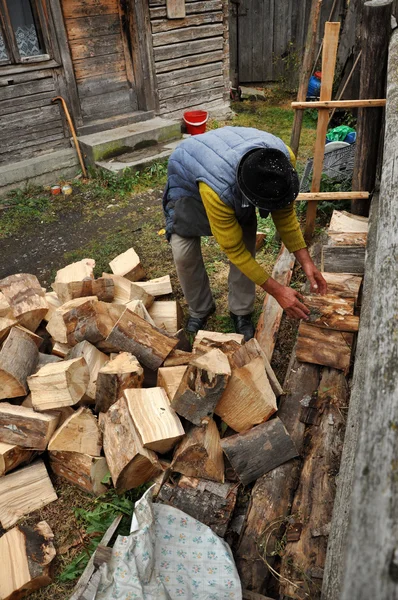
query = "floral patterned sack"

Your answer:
(96, 486), (242, 600)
